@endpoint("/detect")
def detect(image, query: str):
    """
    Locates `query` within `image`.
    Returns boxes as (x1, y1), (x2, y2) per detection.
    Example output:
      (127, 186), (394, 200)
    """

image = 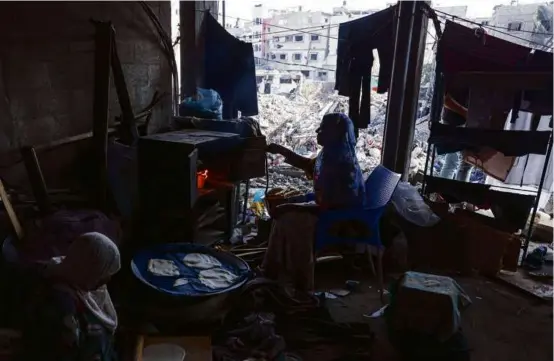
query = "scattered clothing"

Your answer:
(524, 246), (549, 270)
(202, 14), (258, 119)
(335, 5), (397, 130)
(213, 313), (286, 361)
